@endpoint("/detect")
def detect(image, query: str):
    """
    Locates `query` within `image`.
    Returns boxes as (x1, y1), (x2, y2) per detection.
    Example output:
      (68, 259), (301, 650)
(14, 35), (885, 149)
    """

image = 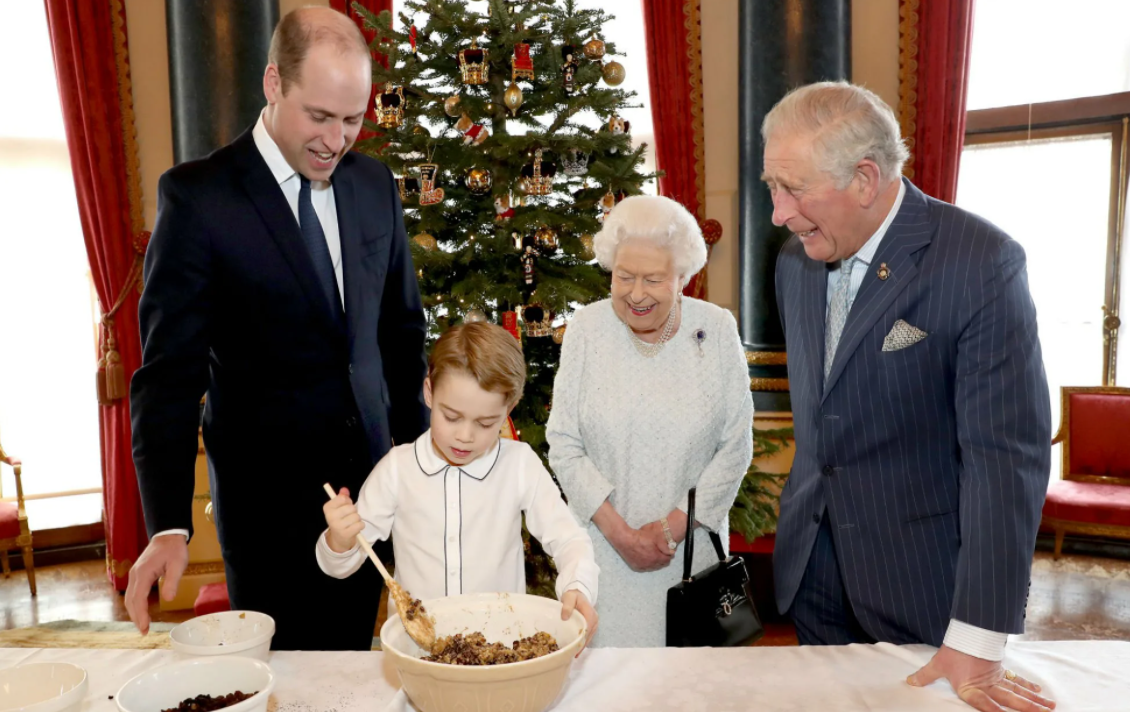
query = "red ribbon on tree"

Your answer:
(501, 311), (520, 341)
